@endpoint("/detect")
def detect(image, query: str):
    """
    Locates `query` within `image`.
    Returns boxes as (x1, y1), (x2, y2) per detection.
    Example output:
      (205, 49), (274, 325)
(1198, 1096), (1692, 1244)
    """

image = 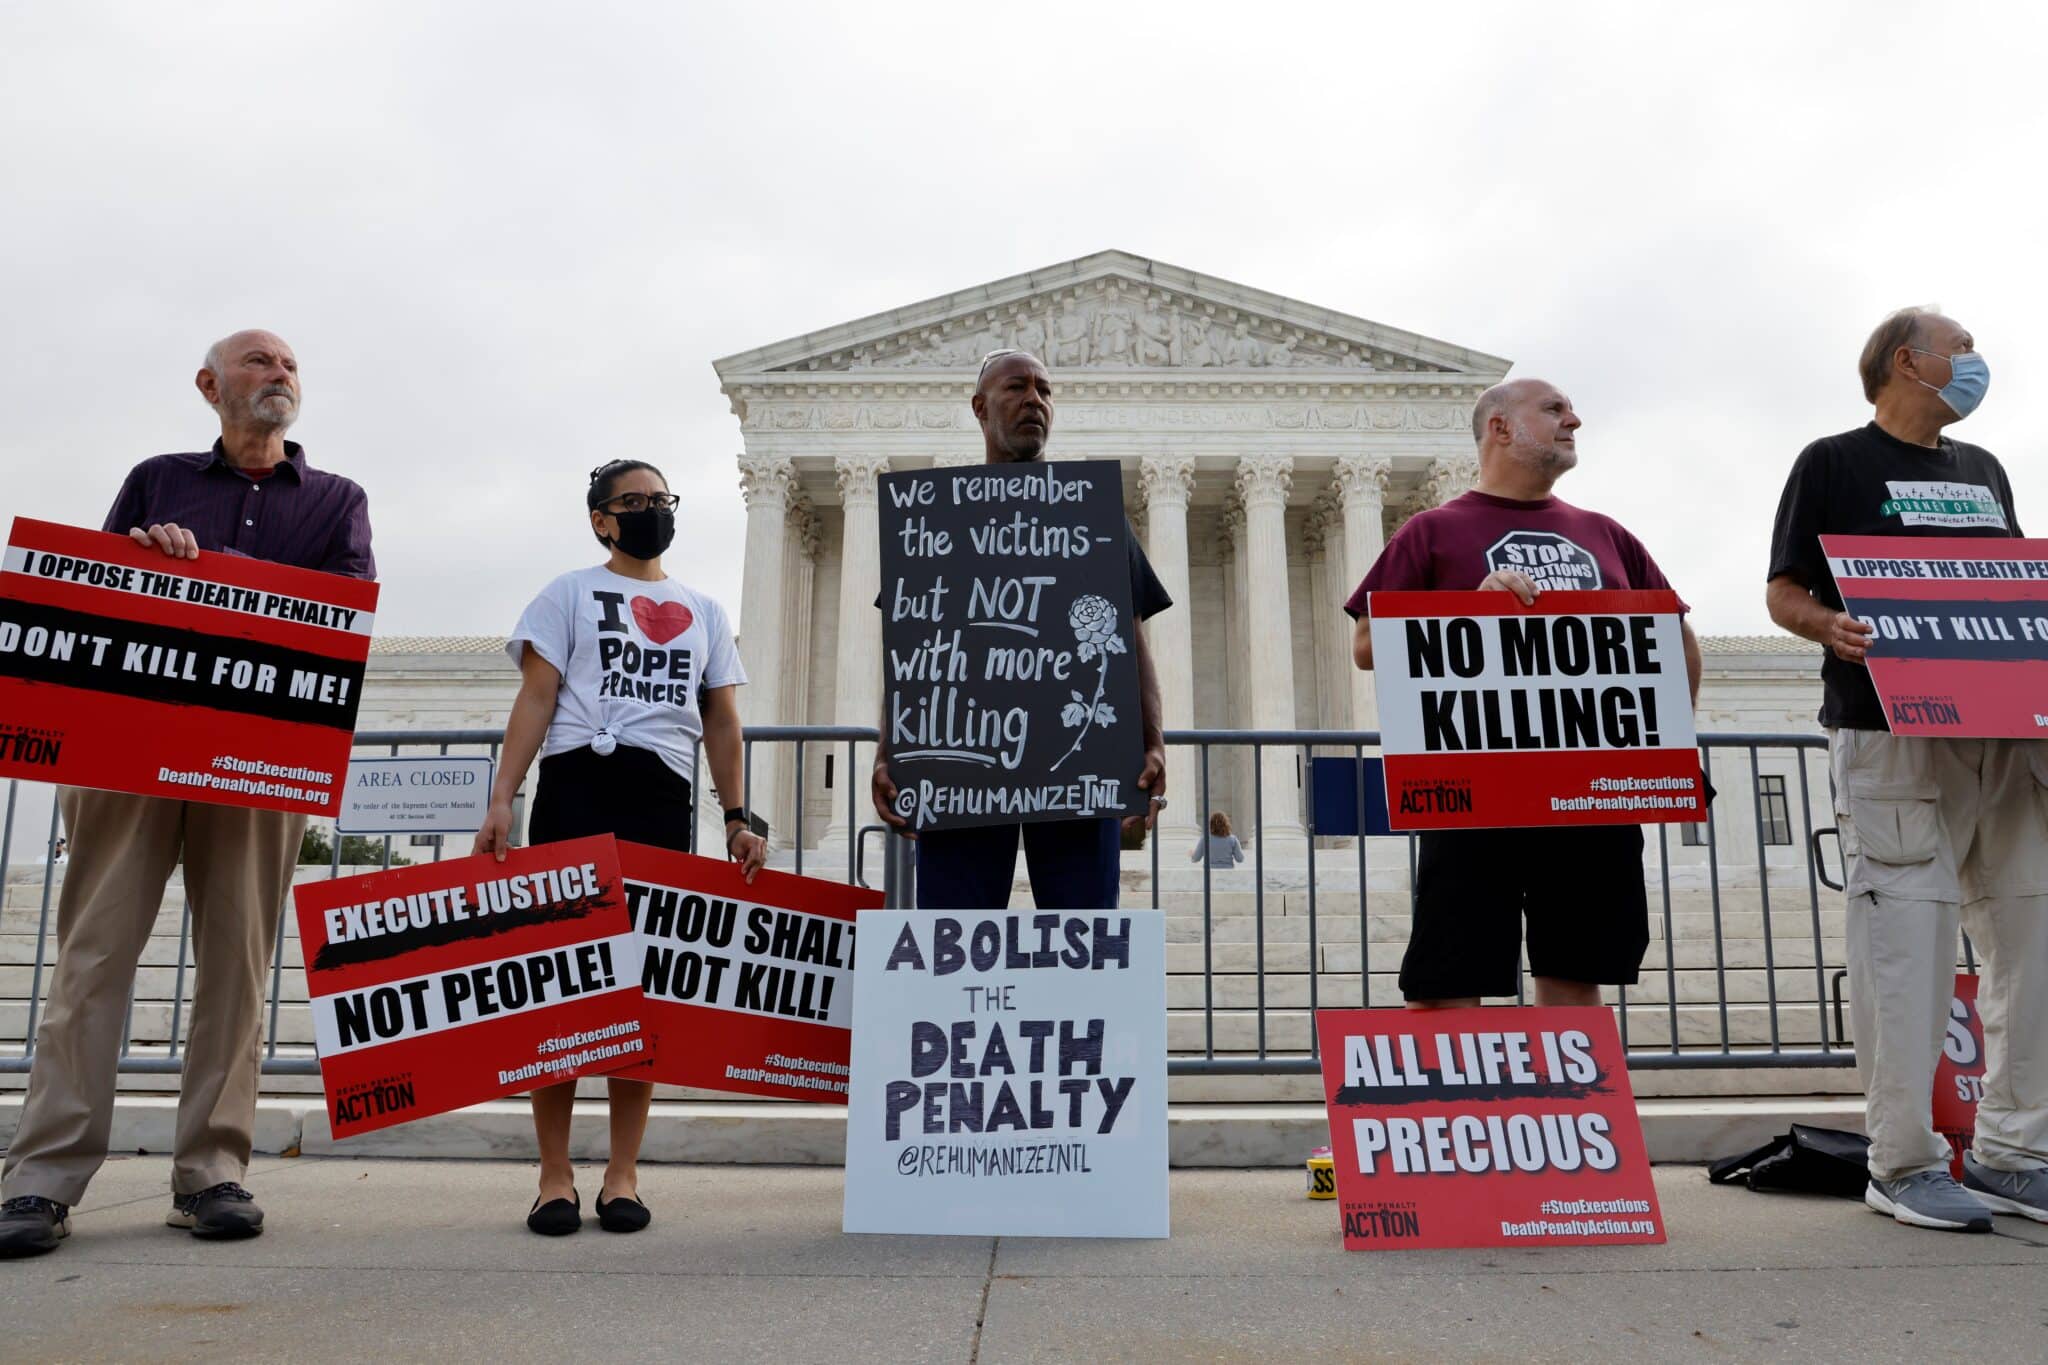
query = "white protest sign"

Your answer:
(335, 755), (493, 835)
(842, 909), (1169, 1238)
